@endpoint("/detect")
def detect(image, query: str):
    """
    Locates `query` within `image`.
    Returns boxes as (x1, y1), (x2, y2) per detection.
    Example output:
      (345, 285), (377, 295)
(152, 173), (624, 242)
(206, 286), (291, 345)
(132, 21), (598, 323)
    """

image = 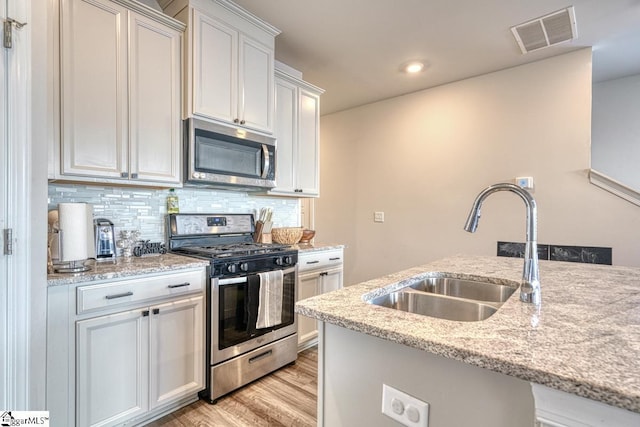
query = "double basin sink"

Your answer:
(366, 275), (517, 322)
